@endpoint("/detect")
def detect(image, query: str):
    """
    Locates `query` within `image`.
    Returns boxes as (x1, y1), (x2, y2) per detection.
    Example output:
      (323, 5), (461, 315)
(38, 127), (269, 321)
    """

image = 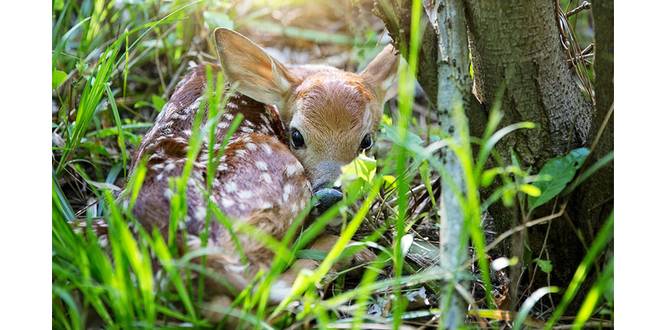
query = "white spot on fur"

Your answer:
(260, 143), (273, 155)
(164, 162), (176, 172)
(194, 207), (207, 220)
(164, 189), (173, 199)
(260, 172), (273, 184)
(246, 142), (257, 151)
(225, 181), (238, 193)
(237, 190), (253, 199)
(221, 198), (235, 208)
(286, 163), (304, 177)
(255, 161), (268, 171)
(283, 184), (293, 202)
